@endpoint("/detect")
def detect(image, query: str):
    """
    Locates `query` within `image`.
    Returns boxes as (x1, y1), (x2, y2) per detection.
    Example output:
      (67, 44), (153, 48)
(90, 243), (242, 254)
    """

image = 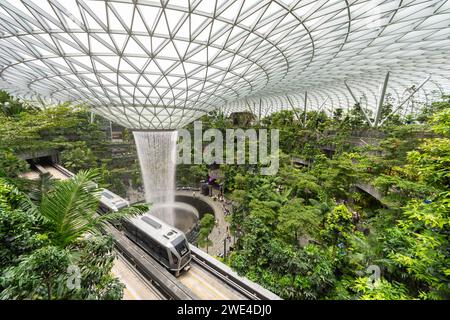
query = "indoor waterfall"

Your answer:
(133, 130), (178, 225)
